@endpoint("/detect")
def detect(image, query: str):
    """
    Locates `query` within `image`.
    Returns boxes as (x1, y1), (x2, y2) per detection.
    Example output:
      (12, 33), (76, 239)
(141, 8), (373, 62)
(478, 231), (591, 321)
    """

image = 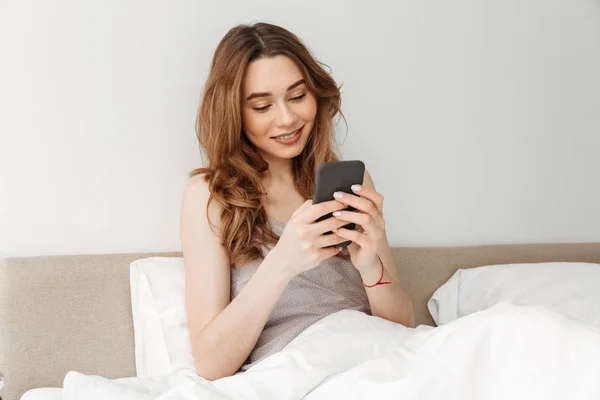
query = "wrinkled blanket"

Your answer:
(63, 302), (600, 400)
